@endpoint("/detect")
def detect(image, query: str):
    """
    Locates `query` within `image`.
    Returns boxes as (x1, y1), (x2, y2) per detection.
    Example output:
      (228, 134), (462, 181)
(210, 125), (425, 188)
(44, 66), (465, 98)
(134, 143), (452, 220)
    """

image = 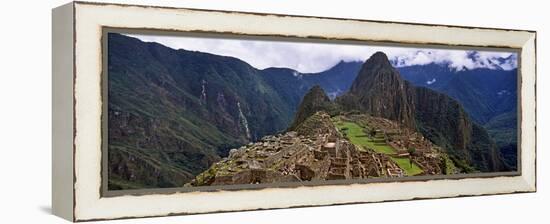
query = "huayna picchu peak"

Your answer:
(339, 52), (507, 172)
(341, 51), (417, 129)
